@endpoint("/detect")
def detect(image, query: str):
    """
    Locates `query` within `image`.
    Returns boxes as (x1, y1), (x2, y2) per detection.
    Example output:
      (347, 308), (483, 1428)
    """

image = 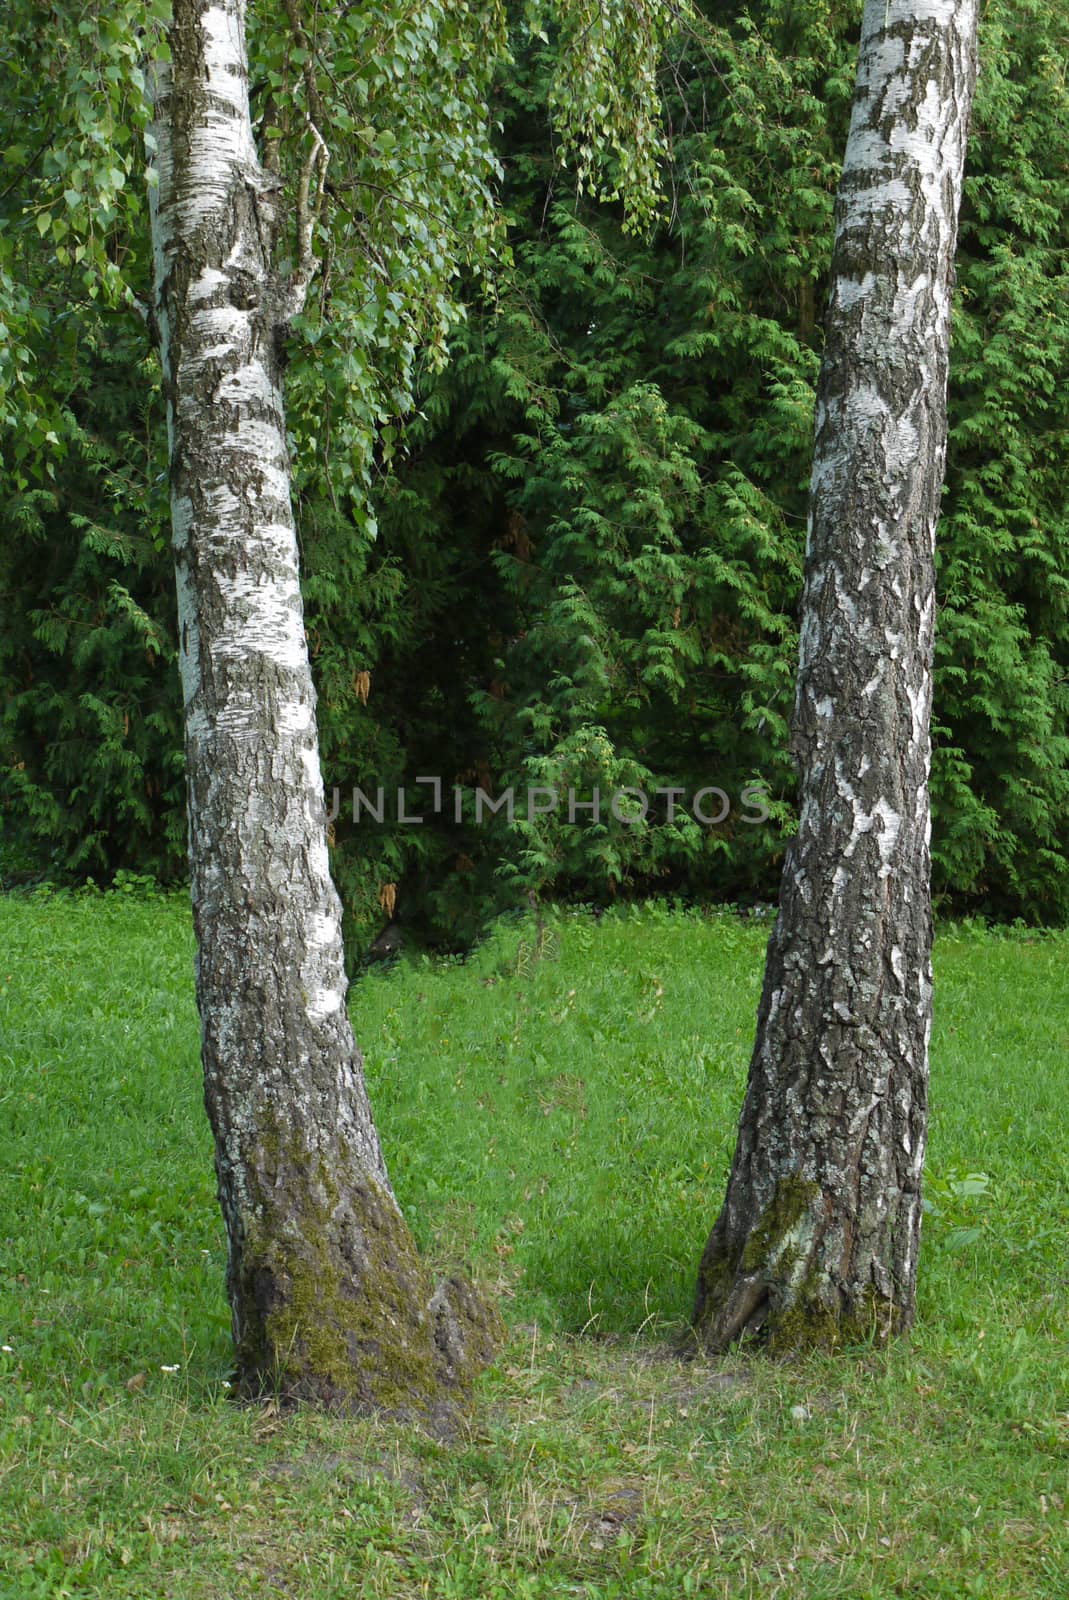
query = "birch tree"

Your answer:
(146, 0), (499, 1408)
(693, 0), (981, 1352)
(140, 0), (679, 1406)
